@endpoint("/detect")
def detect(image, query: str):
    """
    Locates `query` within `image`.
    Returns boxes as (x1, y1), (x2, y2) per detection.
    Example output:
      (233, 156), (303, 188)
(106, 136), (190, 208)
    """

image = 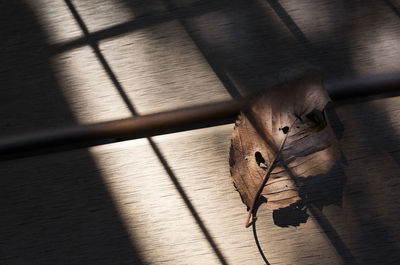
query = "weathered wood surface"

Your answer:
(0, 0), (399, 264)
